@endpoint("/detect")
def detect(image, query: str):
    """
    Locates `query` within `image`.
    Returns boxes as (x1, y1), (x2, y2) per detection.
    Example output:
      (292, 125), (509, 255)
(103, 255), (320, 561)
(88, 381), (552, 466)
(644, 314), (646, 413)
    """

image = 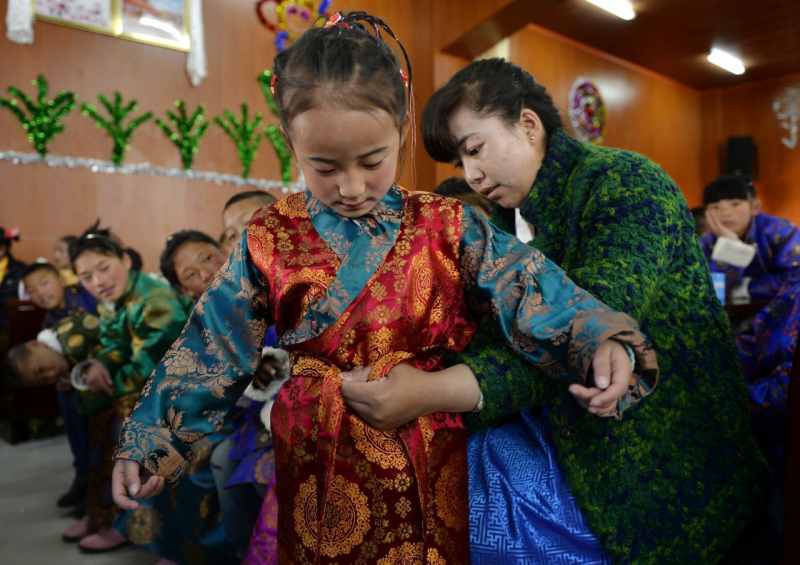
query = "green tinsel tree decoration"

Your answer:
(81, 92), (153, 166)
(155, 100), (209, 170)
(0, 75), (75, 157)
(214, 104), (264, 178)
(258, 70), (293, 185)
